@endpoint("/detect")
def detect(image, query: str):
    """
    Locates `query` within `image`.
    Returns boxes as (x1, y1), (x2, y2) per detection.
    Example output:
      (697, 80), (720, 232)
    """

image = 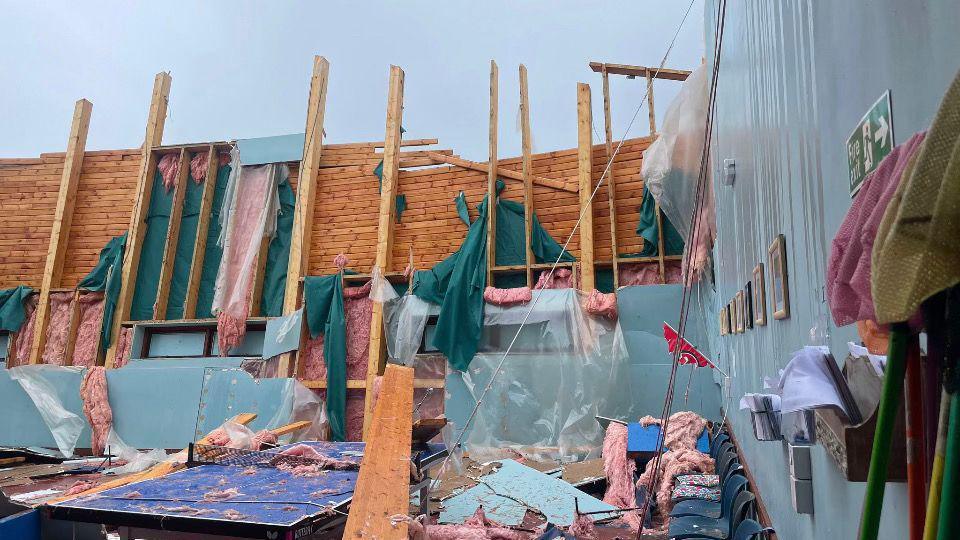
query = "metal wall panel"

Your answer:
(703, 1), (959, 538)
